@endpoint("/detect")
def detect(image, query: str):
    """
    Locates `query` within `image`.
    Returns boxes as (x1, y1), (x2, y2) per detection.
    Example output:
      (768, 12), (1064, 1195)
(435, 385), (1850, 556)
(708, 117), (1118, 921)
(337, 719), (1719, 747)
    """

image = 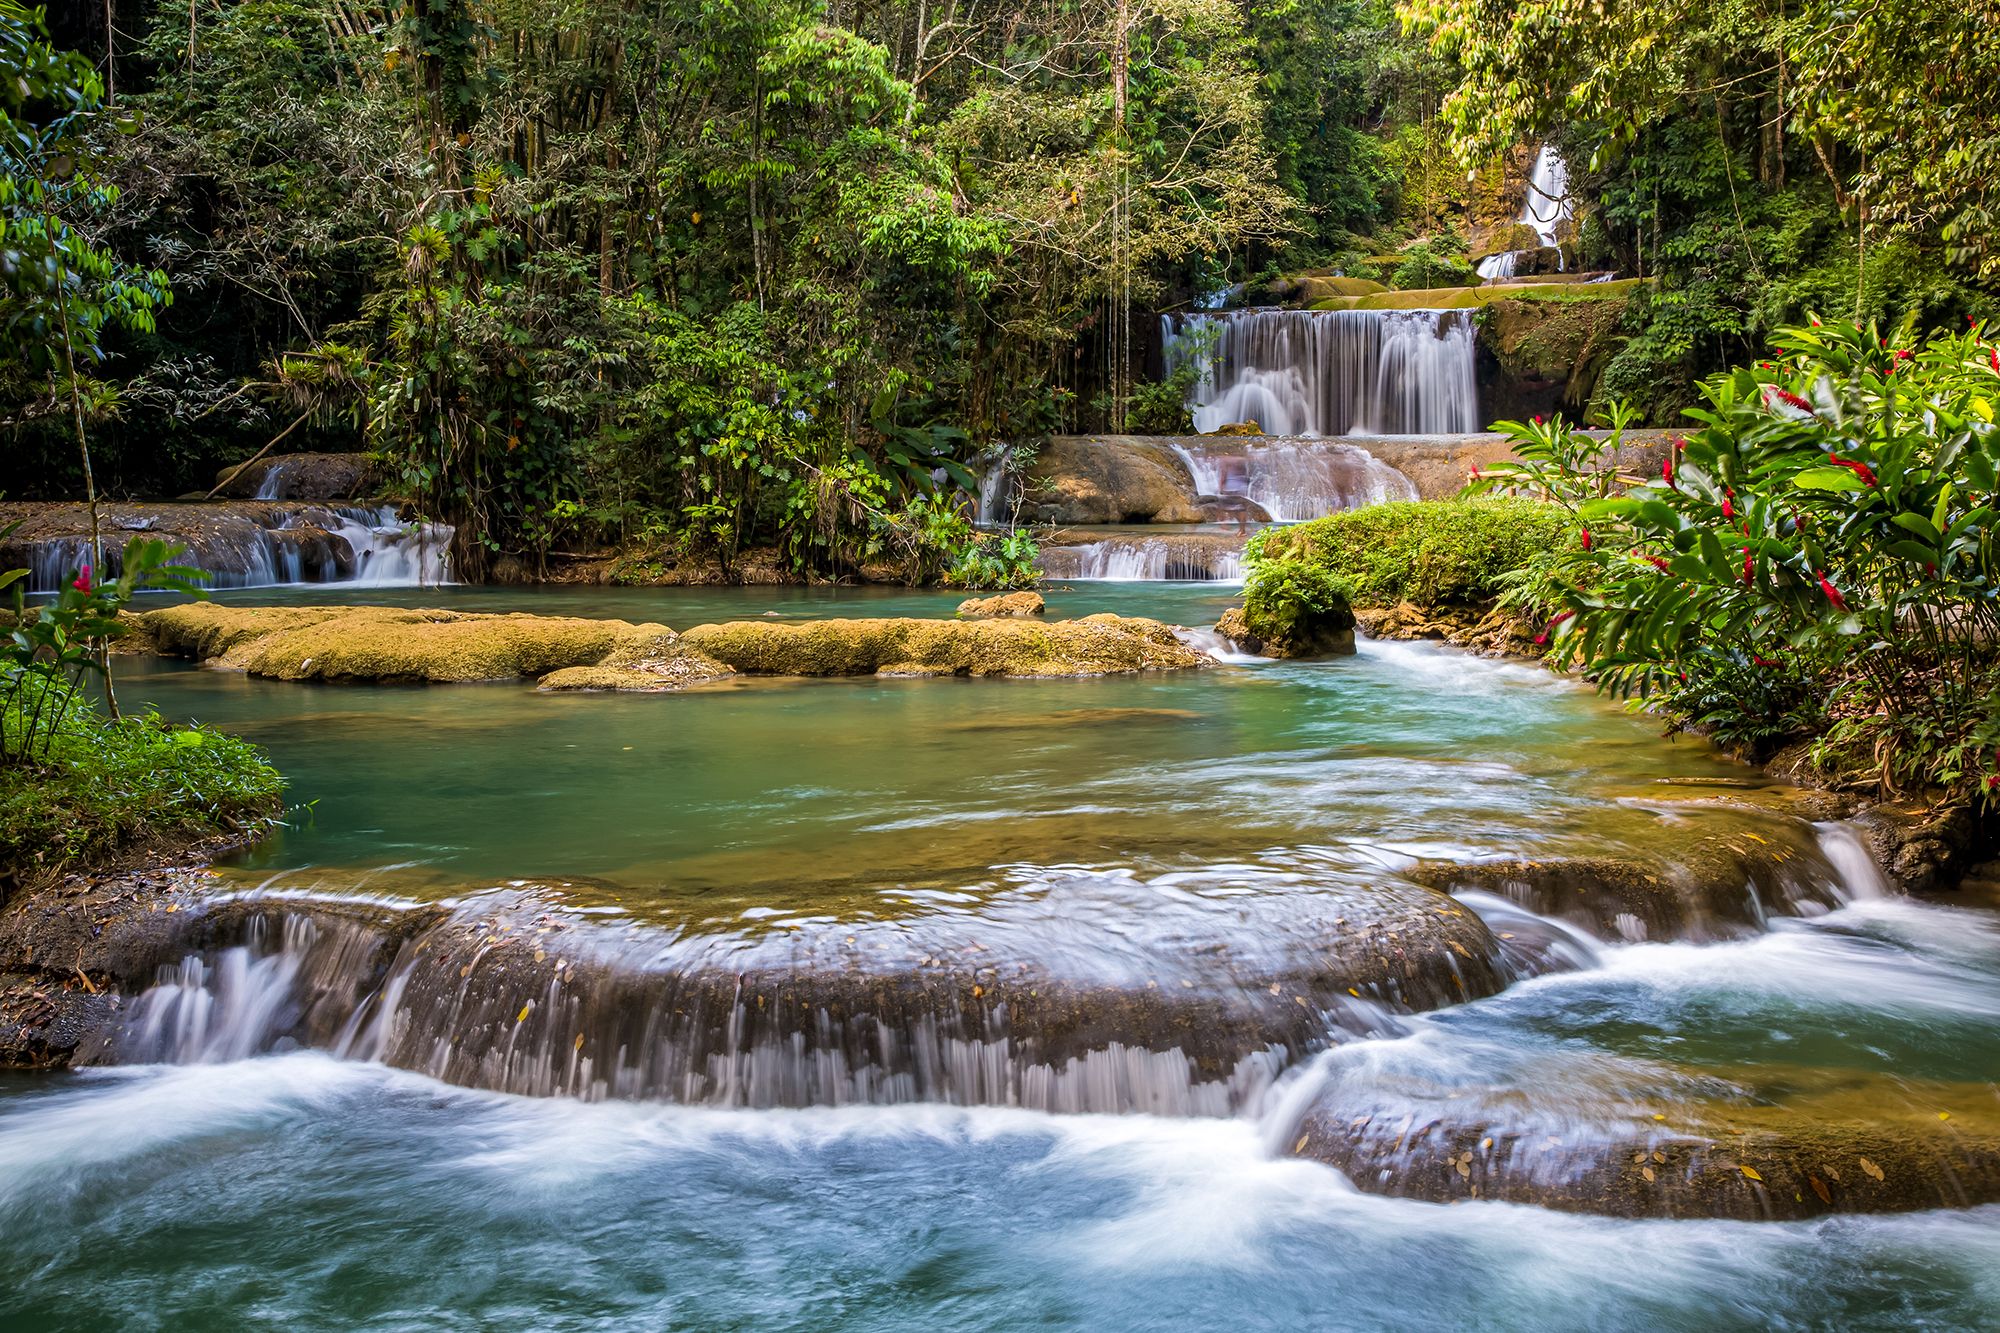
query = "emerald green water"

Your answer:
(118, 583), (1765, 915)
(2, 583), (1994, 1330)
